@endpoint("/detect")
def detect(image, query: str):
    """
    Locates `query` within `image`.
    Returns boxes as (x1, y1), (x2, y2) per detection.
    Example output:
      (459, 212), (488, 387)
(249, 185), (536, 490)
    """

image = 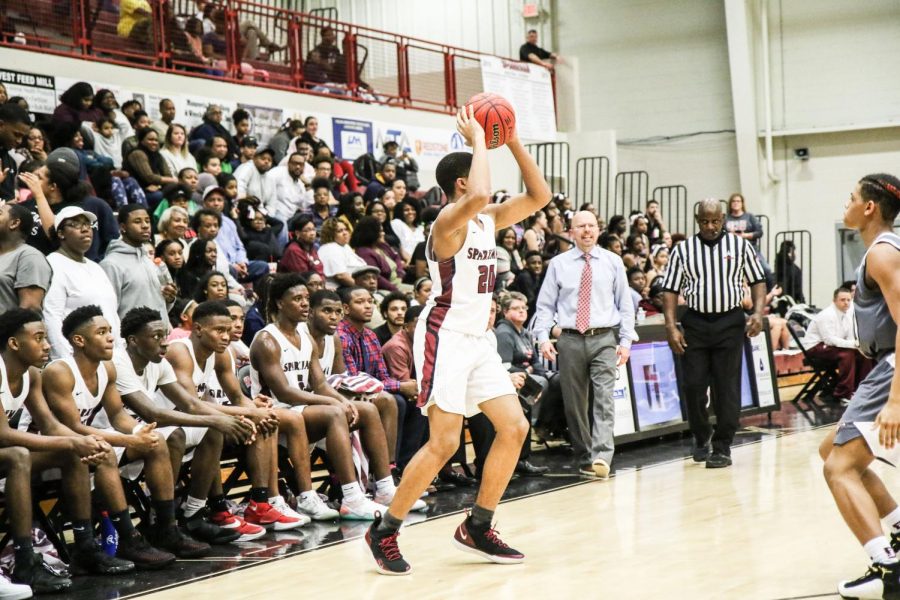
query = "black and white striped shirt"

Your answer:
(661, 232), (765, 314)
